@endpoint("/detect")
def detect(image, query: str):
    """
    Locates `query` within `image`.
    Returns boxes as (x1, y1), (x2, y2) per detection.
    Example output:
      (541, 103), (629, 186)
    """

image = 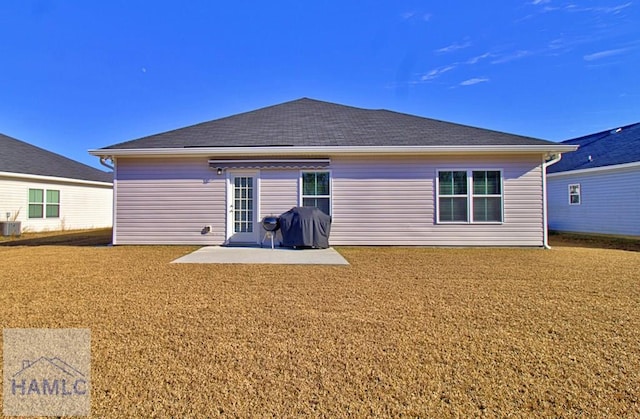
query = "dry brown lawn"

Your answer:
(1, 230), (639, 417)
